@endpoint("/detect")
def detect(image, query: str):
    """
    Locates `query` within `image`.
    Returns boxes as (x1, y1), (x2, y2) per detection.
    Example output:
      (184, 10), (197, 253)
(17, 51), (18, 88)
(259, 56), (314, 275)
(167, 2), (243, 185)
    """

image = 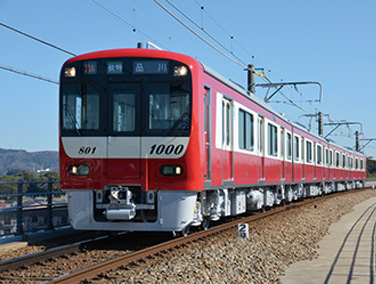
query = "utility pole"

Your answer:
(318, 112), (323, 137)
(355, 131), (359, 152)
(247, 64), (255, 94)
